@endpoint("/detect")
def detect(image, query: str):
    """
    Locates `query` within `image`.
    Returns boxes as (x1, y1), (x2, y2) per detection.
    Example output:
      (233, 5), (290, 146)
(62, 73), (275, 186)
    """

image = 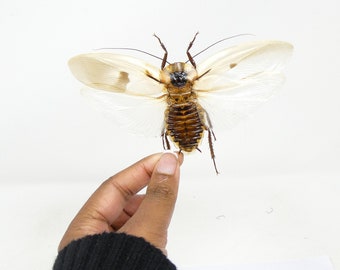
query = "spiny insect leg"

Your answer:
(208, 128), (219, 174)
(153, 34), (168, 69)
(161, 131), (171, 150)
(199, 106), (219, 174)
(186, 32), (199, 68)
